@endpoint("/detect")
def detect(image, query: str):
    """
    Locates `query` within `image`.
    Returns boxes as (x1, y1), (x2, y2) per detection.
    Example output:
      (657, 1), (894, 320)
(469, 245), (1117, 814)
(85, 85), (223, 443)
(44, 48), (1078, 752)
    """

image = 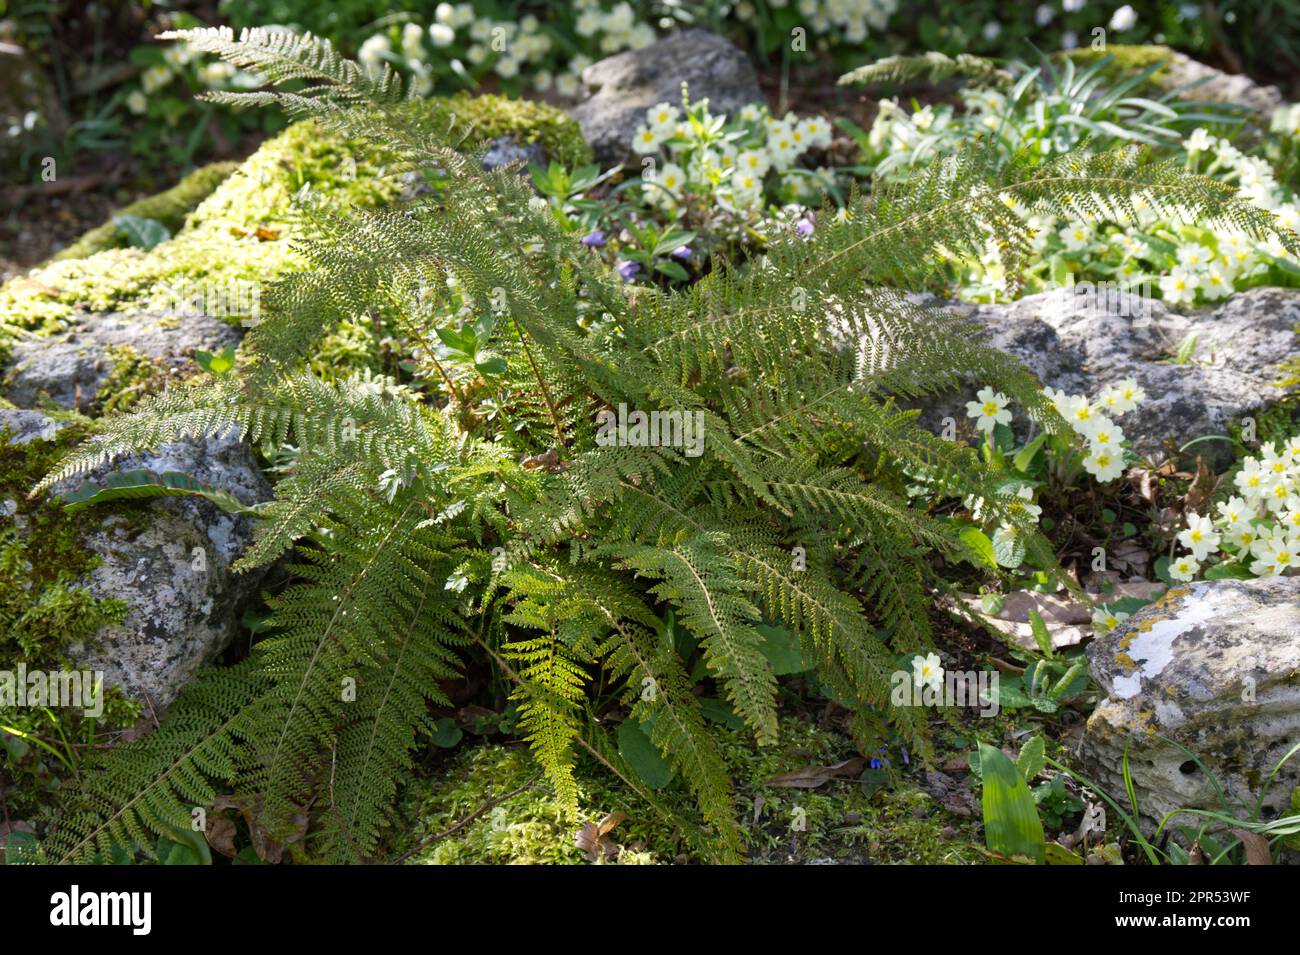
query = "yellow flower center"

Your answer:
(982, 401), (999, 415)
